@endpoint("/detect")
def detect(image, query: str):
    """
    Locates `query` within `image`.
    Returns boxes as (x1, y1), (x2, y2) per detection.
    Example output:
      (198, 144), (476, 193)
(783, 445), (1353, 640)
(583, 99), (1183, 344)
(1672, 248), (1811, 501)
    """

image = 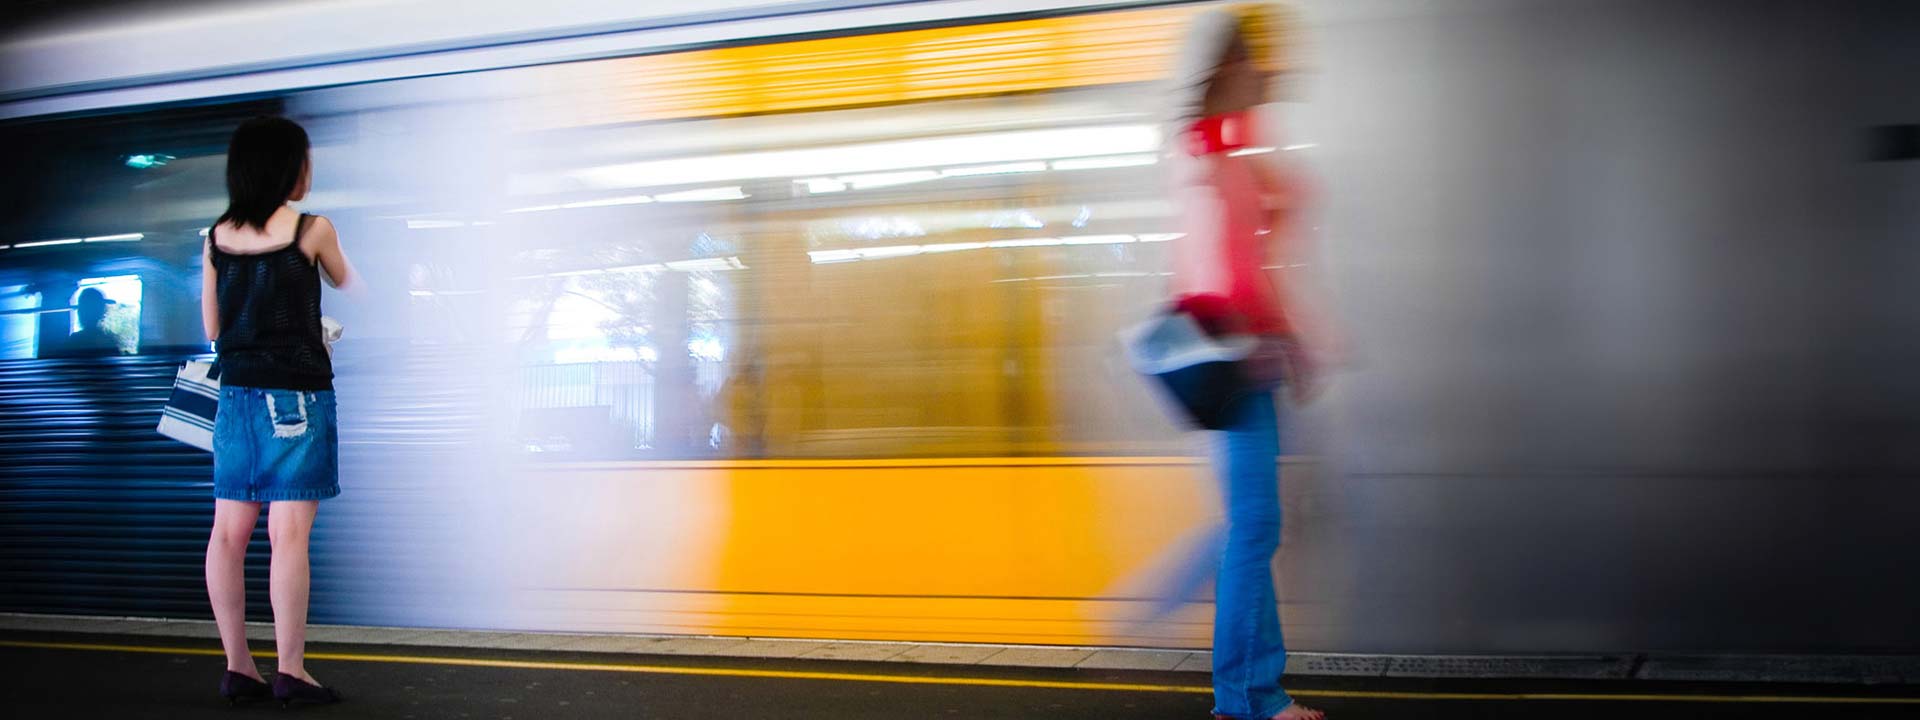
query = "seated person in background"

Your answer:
(60, 288), (126, 357)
